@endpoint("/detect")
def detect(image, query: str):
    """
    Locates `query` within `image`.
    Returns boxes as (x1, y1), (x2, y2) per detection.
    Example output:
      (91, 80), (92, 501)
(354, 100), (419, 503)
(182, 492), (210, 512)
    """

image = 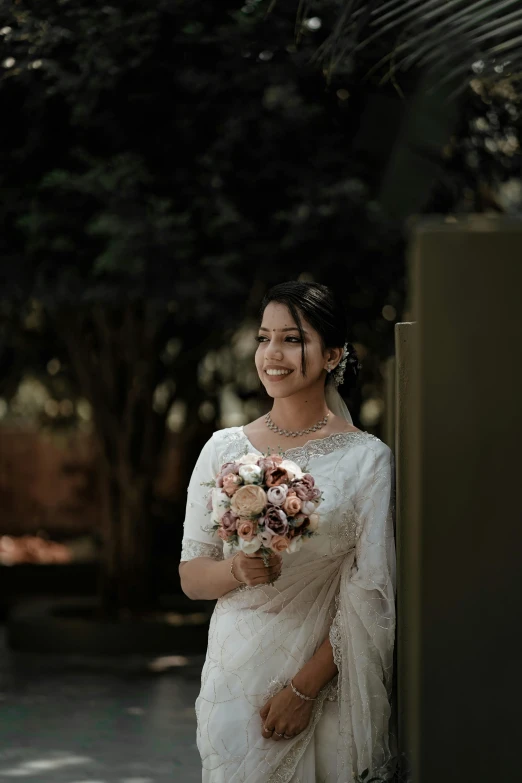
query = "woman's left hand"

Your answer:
(260, 686), (315, 741)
